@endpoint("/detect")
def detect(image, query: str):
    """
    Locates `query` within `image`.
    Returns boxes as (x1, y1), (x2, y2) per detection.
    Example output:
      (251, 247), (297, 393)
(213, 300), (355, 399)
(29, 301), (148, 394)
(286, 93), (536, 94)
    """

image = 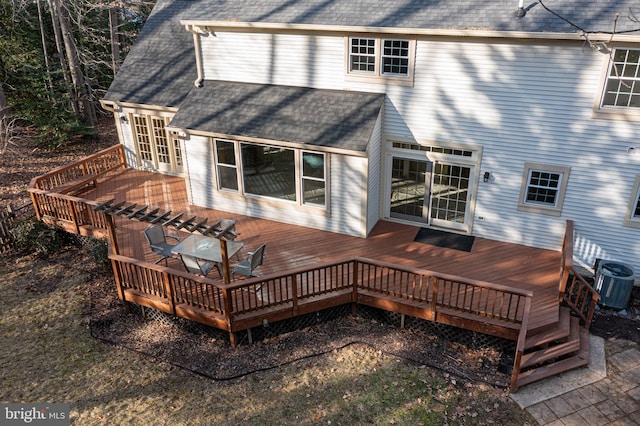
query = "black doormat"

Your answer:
(413, 228), (475, 252)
